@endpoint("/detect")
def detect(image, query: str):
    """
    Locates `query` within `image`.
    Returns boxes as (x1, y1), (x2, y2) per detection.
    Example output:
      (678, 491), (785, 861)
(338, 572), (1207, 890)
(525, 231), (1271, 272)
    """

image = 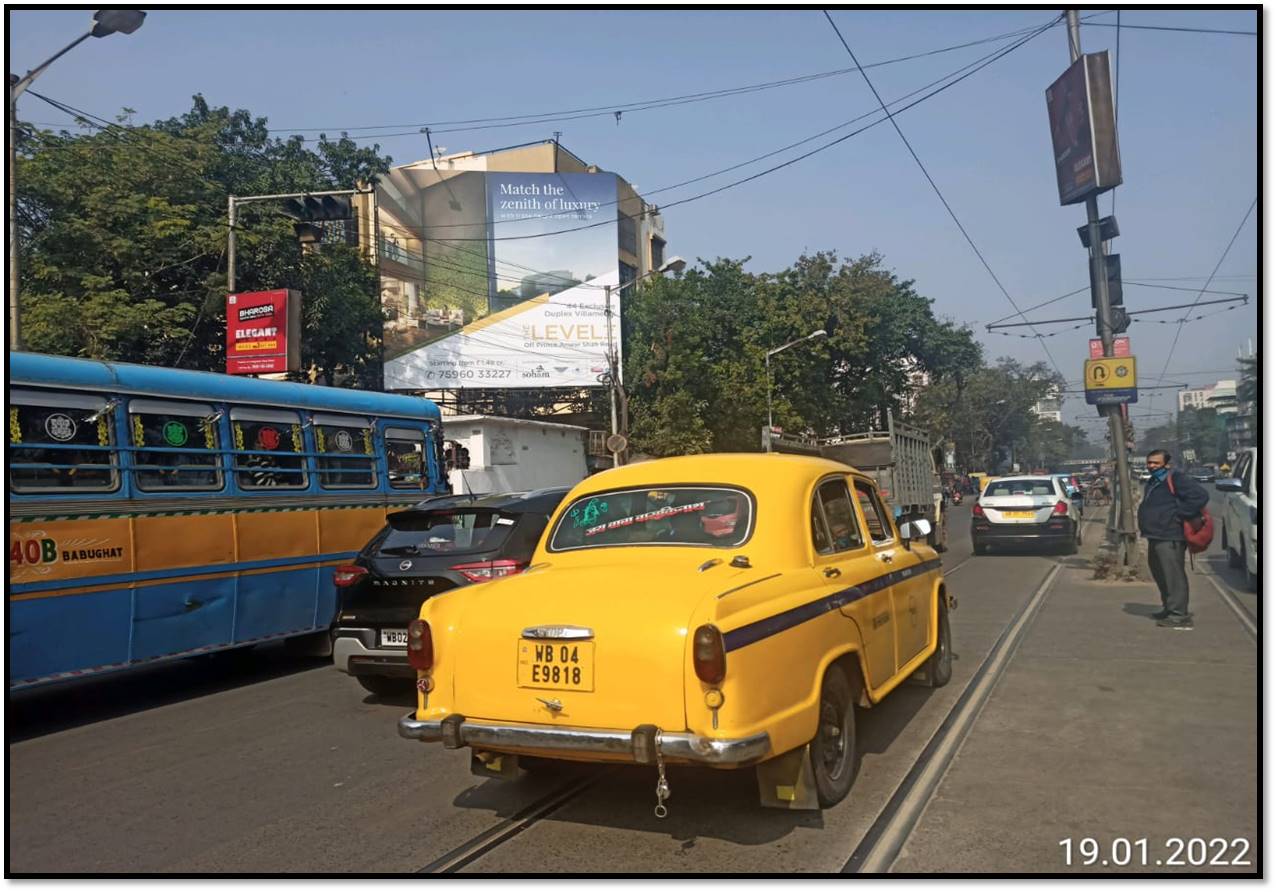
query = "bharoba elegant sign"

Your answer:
(226, 289), (302, 375)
